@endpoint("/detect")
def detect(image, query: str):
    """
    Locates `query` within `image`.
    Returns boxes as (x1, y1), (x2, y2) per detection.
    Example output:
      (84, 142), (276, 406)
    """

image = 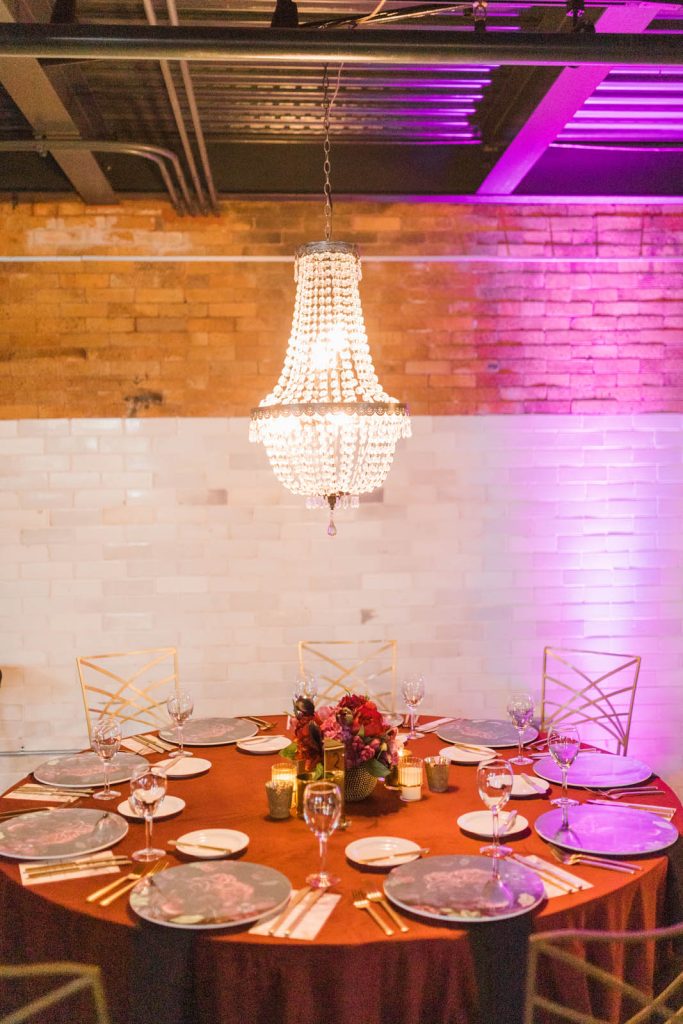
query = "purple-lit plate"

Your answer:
(33, 752), (148, 788)
(535, 805), (678, 856)
(158, 718), (258, 747)
(384, 854), (545, 923)
(129, 860), (291, 929)
(0, 808), (128, 861)
(533, 752), (653, 789)
(437, 719), (538, 749)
